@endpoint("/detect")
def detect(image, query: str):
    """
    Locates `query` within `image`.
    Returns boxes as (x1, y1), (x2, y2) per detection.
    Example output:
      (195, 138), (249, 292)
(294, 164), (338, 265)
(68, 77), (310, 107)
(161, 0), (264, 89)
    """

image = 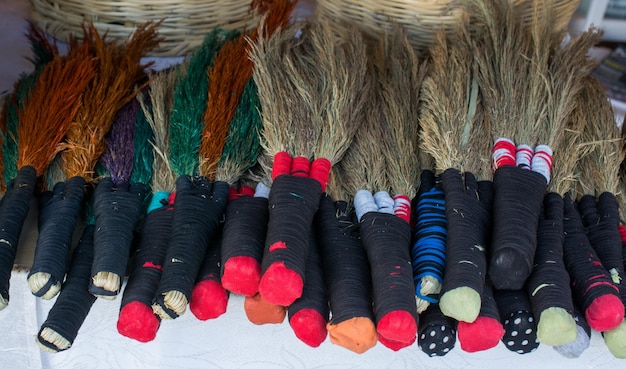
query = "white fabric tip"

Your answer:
(254, 182), (270, 199)
(354, 189), (377, 222)
(553, 325), (590, 359)
(374, 191), (394, 214)
(516, 144), (533, 170)
(531, 145), (553, 184)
